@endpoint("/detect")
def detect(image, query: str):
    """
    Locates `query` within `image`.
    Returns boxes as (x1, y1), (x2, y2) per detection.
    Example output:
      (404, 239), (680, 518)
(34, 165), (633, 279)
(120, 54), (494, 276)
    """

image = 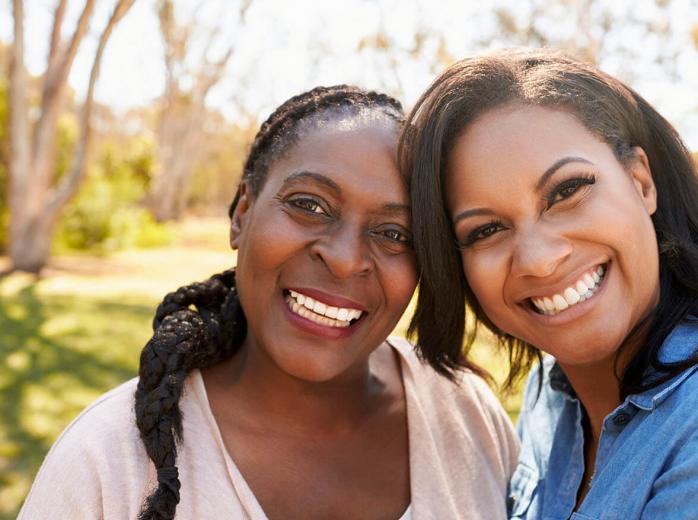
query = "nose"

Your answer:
(511, 225), (572, 279)
(310, 223), (373, 279)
